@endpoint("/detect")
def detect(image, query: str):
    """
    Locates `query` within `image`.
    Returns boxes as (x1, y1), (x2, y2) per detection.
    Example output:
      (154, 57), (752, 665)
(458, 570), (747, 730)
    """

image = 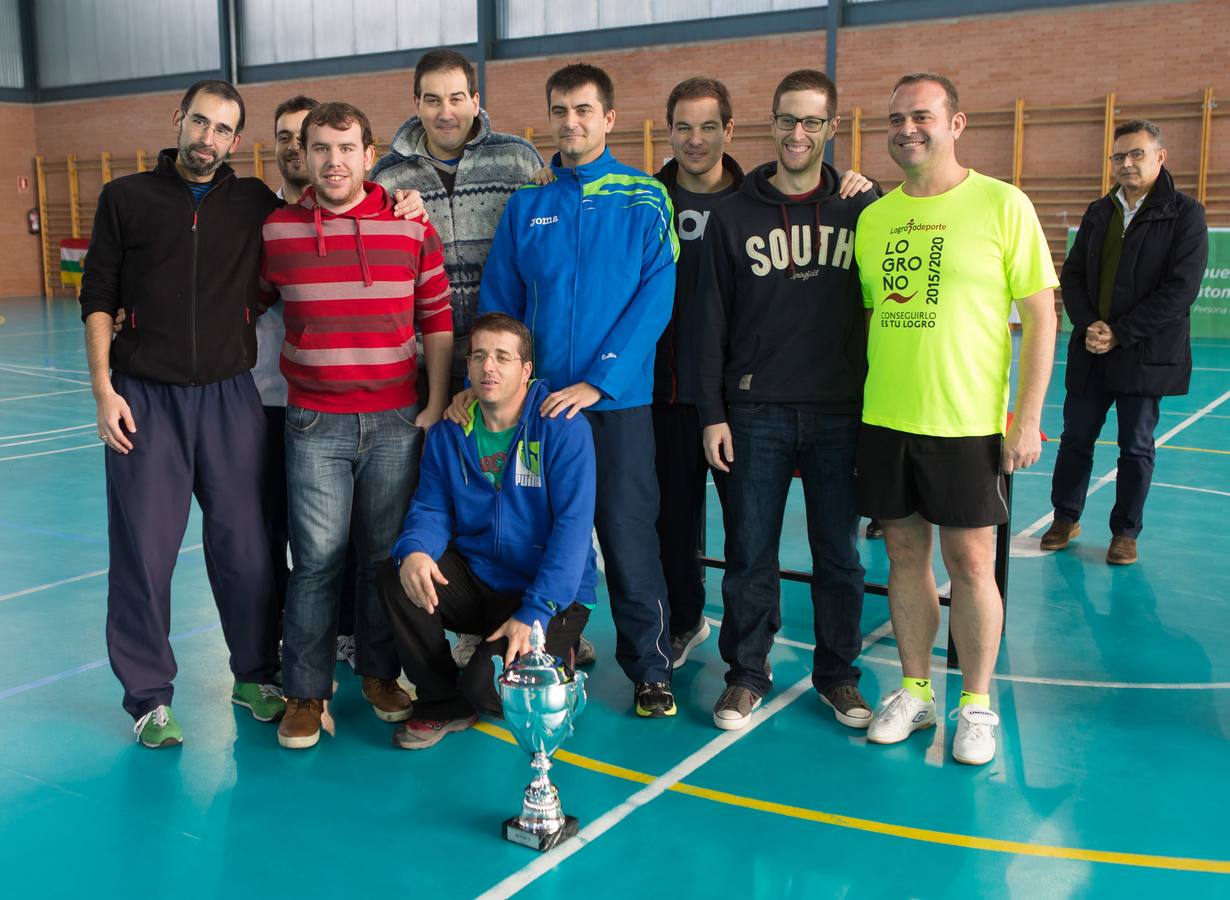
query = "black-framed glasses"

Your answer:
(772, 113), (830, 133)
(1109, 148), (1149, 166)
(465, 350), (522, 366)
